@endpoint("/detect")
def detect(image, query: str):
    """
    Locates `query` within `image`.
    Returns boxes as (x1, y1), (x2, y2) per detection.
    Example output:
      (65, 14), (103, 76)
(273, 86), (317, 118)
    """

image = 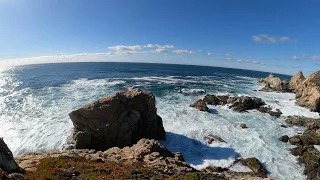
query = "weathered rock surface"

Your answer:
(257, 106), (282, 118)
(296, 70), (320, 112)
(190, 99), (210, 112)
(69, 89), (166, 150)
(259, 74), (291, 93)
(298, 146), (320, 179)
(203, 95), (229, 105)
(0, 138), (23, 174)
(228, 96), (265, 112)
(289, 71), (305, 92)
(204, 135), (226, 144)
(285, 116), (320, 130)
(241, 158), (267, 178)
